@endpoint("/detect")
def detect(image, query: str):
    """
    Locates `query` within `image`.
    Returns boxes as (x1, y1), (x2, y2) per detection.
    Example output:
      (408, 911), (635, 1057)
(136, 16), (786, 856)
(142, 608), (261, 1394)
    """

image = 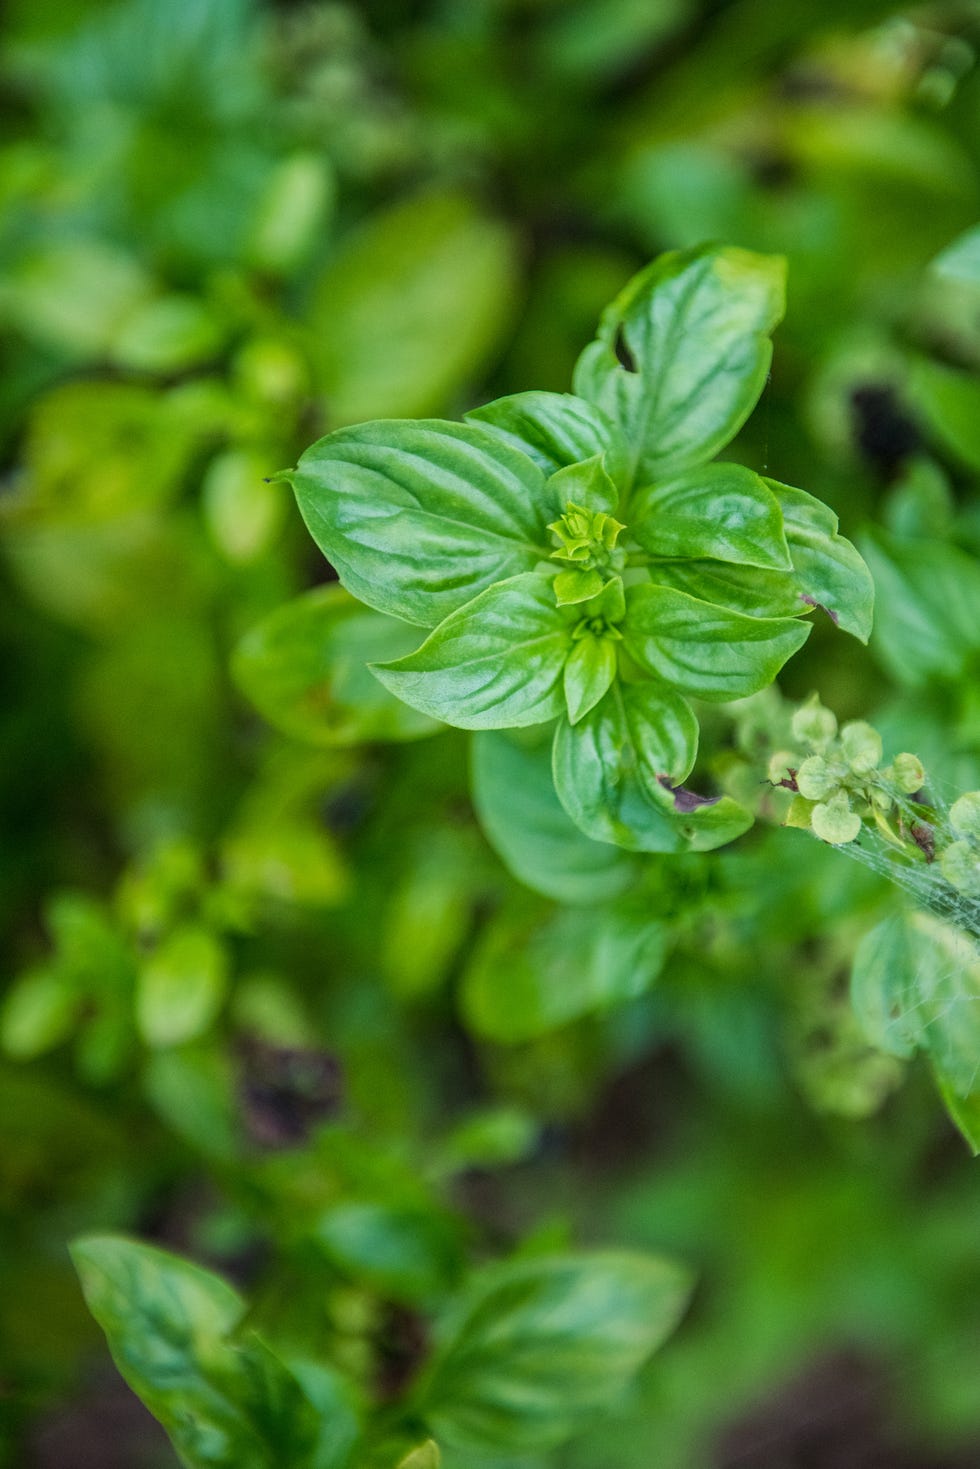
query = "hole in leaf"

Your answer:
(614, 324), (637, 373)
